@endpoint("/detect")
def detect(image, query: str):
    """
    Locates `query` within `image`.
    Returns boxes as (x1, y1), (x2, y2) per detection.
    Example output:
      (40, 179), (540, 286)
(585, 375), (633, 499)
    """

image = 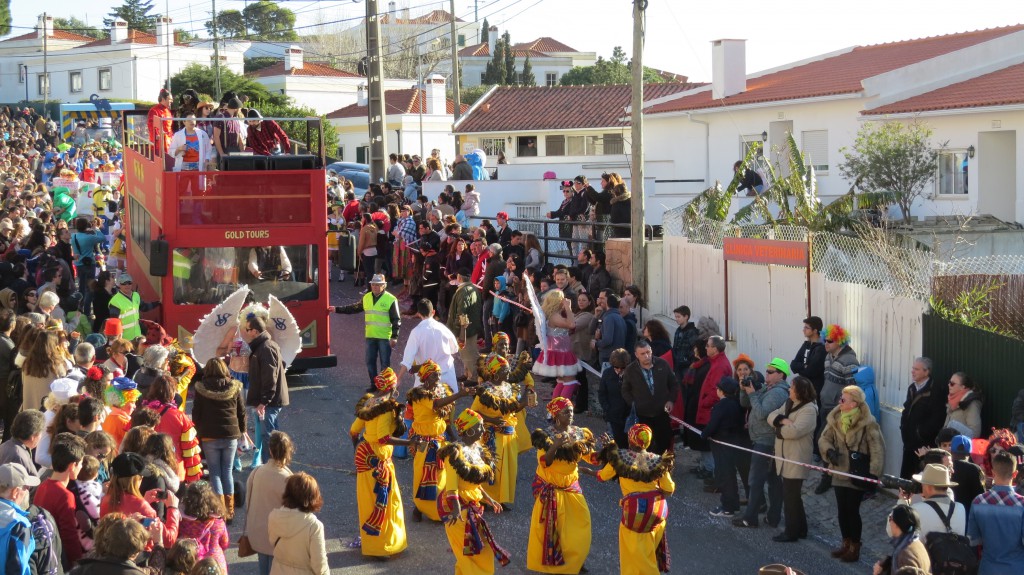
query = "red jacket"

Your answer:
(697, 352), (731, 425)
(34, 479), (84, 566)
(143, 401), (203, 483)
(99, 493), (180, 548)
